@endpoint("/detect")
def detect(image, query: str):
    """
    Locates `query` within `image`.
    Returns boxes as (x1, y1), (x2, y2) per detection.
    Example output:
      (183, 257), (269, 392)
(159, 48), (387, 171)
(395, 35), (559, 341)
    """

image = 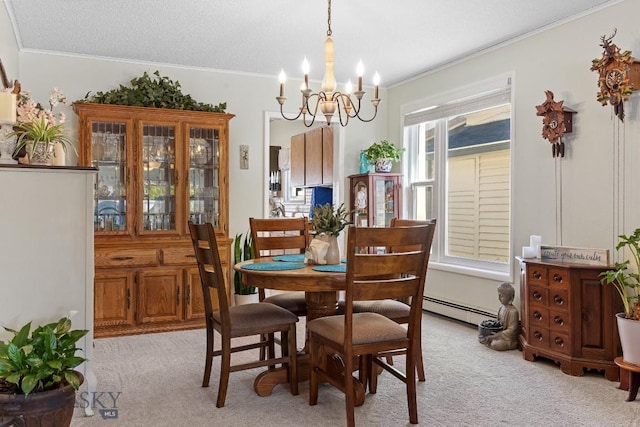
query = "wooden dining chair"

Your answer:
(338, 218), (436, 382)
(249, 217), (310, 317)
(308, 224), (435, 426)
(188, 221), (299, 408)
